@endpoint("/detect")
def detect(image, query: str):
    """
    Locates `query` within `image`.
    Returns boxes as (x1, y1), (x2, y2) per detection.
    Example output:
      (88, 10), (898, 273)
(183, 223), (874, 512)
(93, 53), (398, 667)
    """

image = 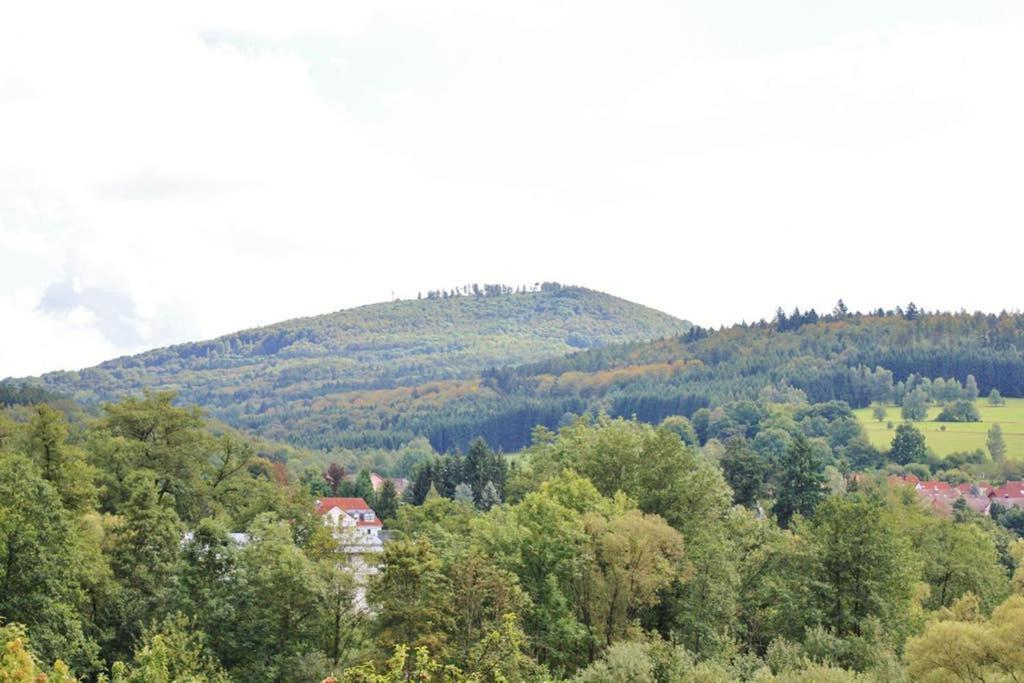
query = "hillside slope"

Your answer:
(23, 284), (690, 447)
(324, 309), (1024, 454)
